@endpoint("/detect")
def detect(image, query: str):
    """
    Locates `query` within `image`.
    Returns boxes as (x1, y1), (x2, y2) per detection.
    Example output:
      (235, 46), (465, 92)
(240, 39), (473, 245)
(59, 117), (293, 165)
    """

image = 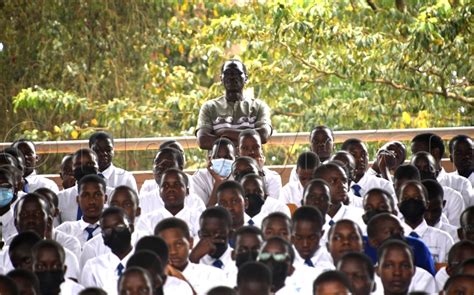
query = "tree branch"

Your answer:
(366, 0), (377, 11)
